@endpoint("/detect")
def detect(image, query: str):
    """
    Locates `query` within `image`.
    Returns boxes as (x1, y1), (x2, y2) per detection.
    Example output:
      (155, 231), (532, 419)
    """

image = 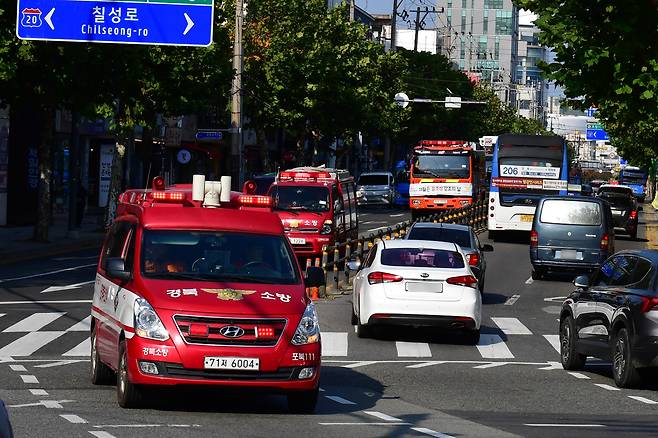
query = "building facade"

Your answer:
(515, 23), (549, 122)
